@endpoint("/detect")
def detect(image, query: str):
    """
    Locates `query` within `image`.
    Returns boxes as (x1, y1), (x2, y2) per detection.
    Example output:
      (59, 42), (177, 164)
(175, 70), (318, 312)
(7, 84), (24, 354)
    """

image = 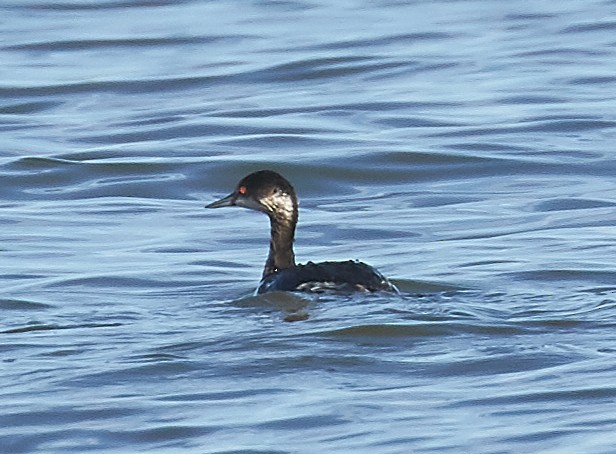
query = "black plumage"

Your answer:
(257, 260), (397, 294)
